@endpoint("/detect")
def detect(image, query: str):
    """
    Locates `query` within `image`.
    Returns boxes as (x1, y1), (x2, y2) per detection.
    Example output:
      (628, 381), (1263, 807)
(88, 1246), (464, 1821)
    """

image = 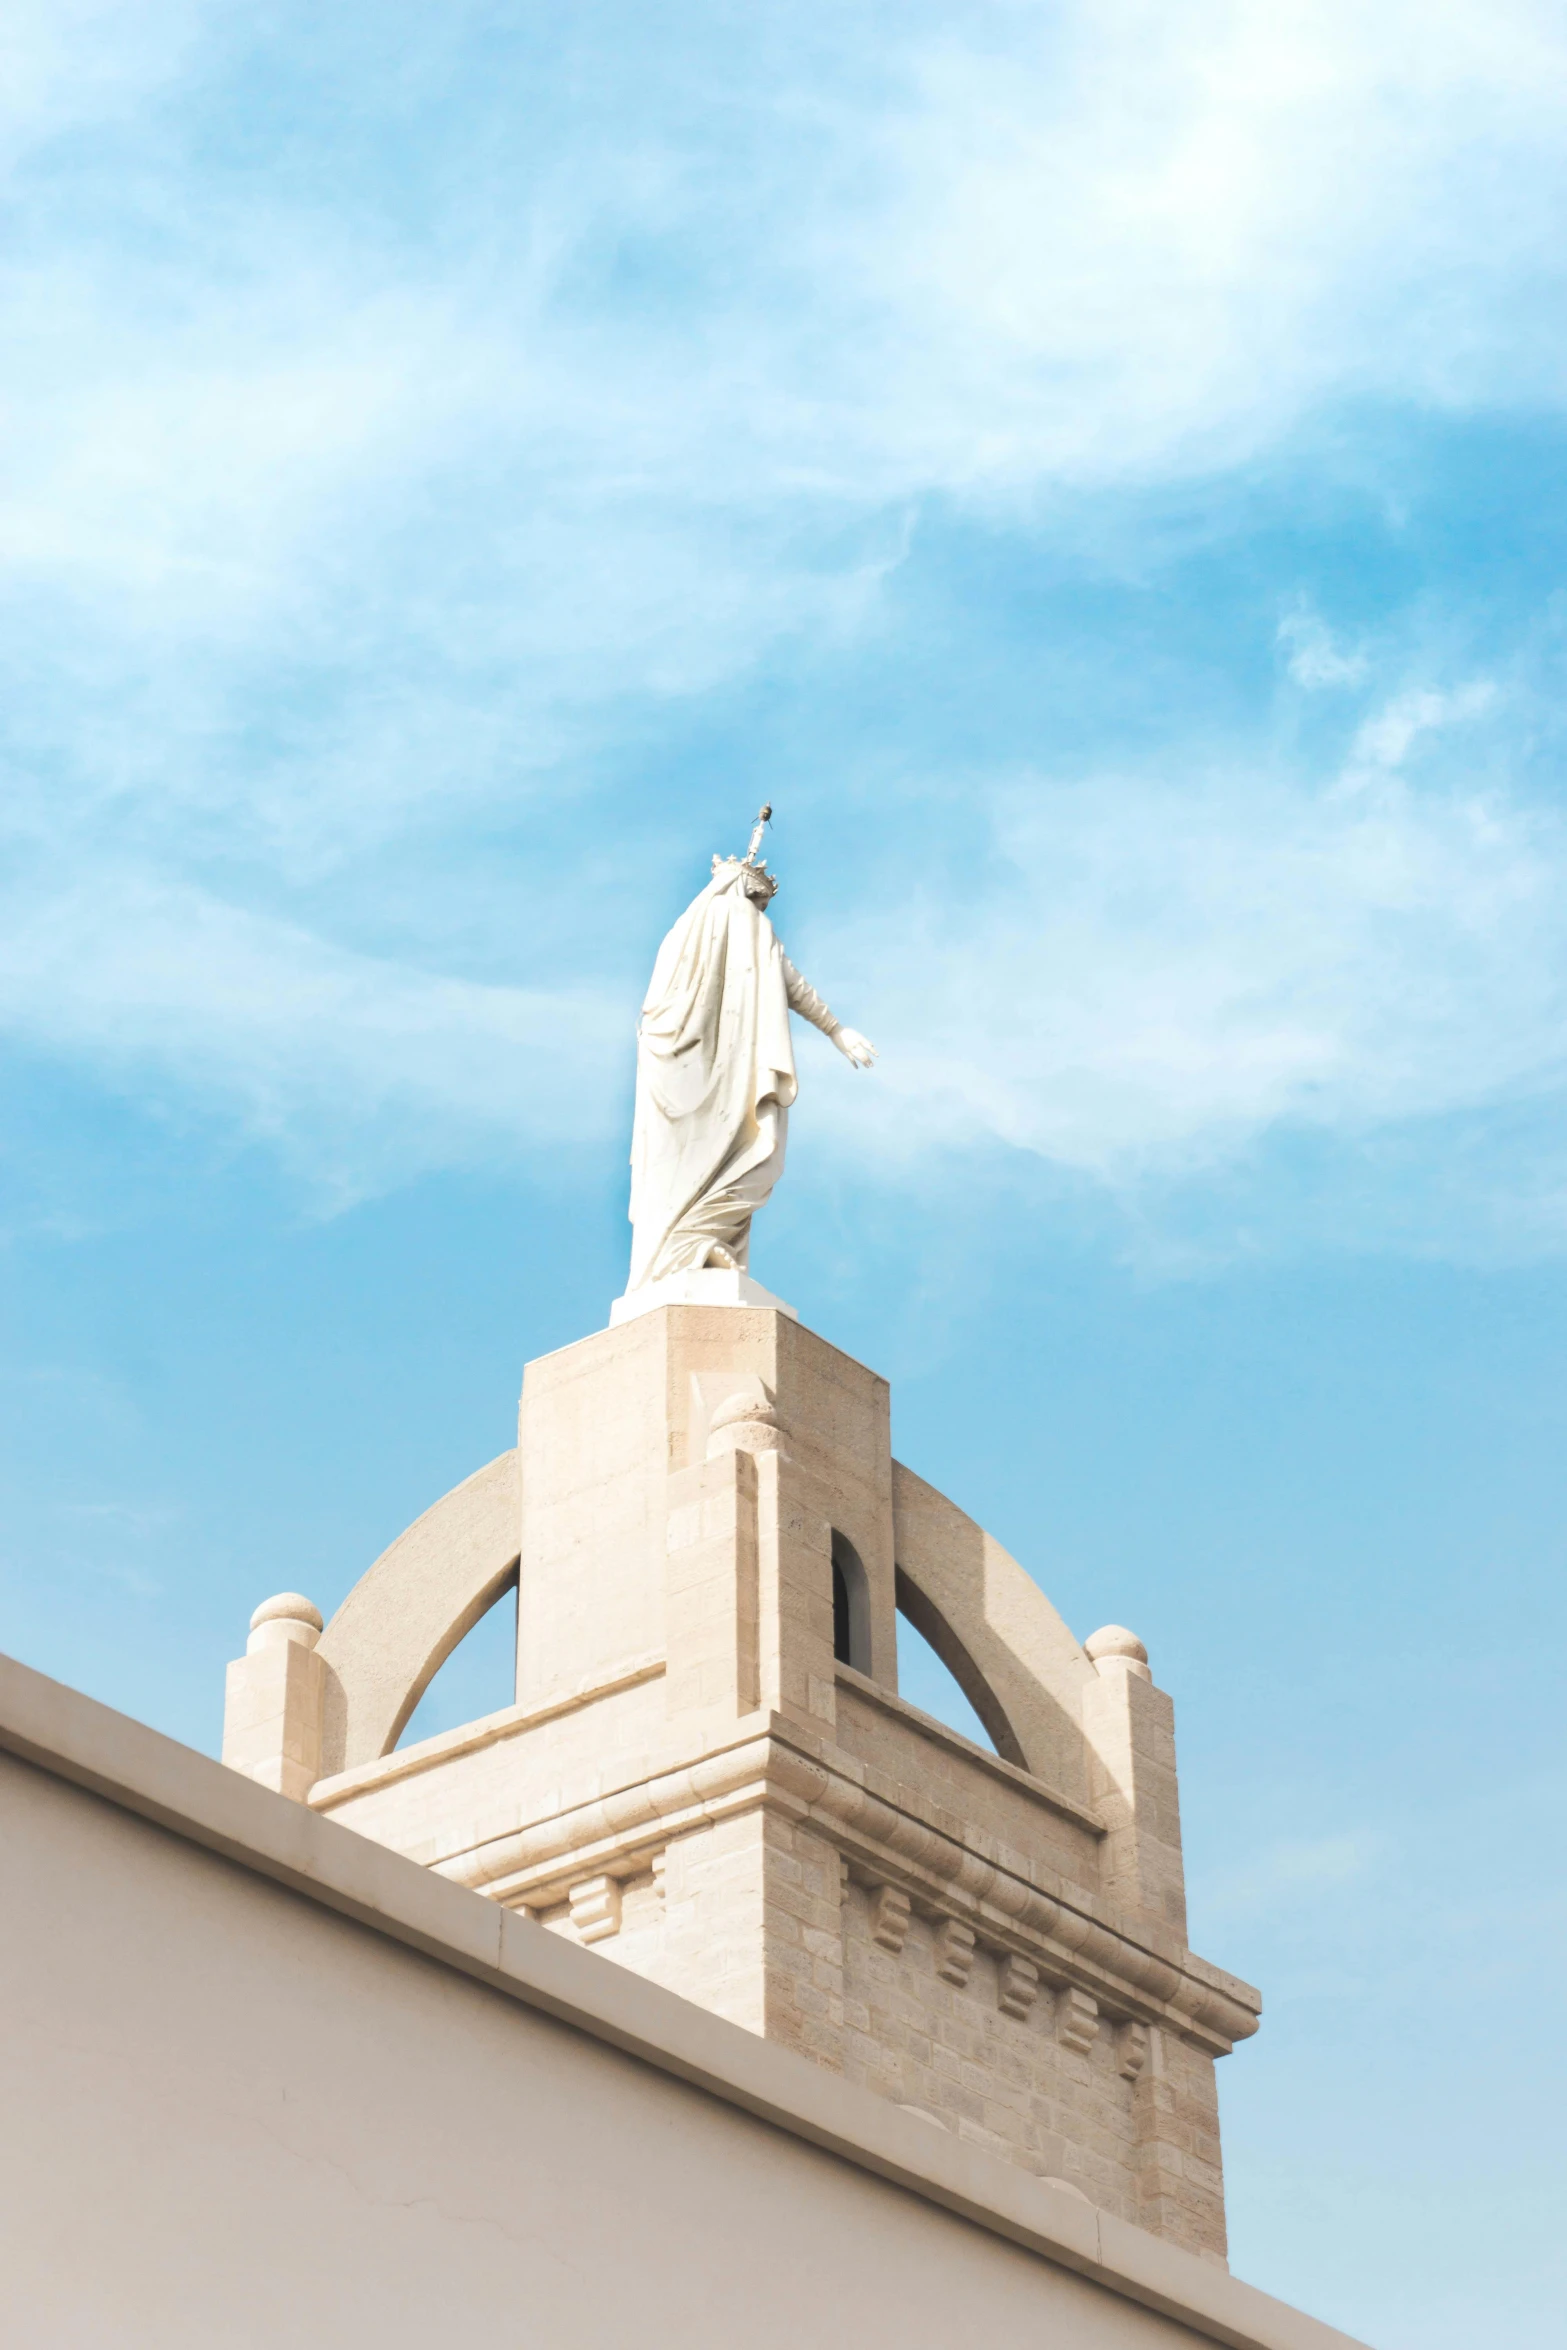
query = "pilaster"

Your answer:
(1132, 2022), (1229, 2259)
(660, 1809), (845, 2069)
(1080, 1624), (1189, 1939)
(221, 1593), (327, 1802)
(665, 1446), (762, 1731)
